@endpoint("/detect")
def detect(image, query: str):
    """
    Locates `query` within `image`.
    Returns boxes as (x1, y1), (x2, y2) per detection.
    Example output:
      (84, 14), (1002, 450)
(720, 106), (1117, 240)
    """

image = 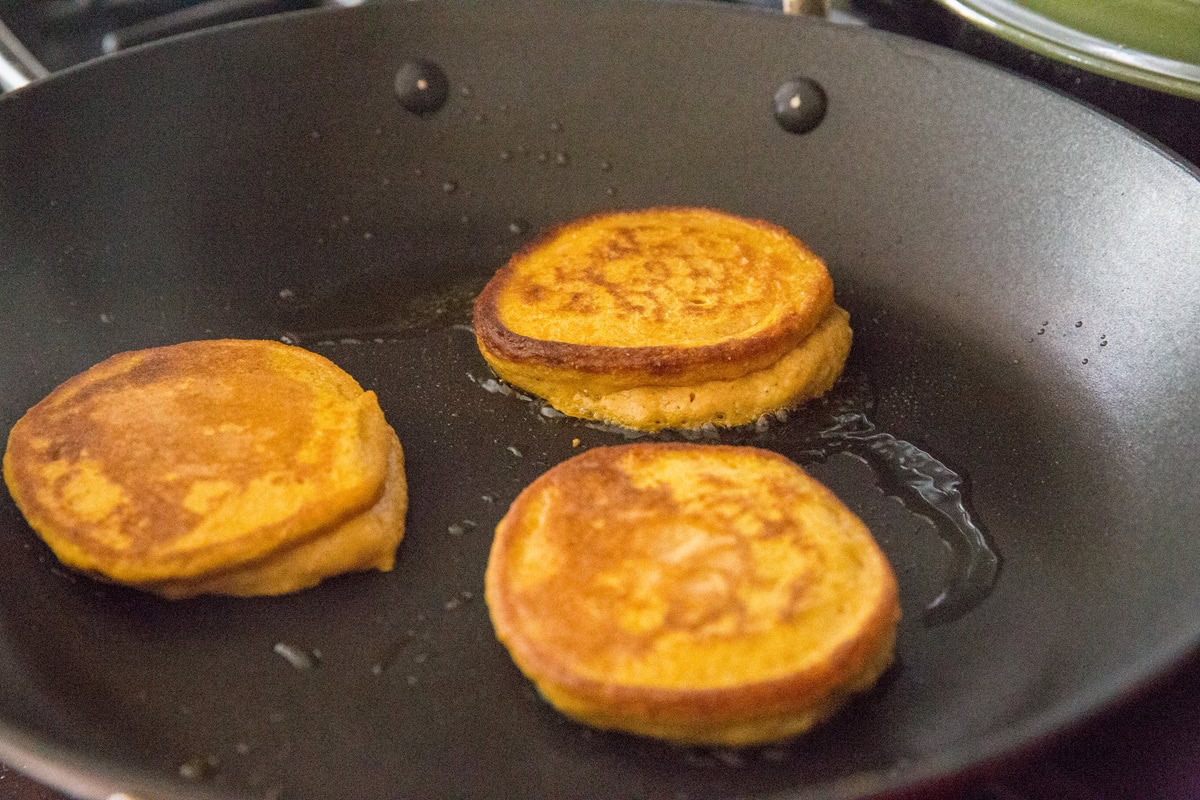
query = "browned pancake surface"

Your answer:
(3, 339), (391, 584)
(486, 443), (900, 744)
(474, 207), (834, 383)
